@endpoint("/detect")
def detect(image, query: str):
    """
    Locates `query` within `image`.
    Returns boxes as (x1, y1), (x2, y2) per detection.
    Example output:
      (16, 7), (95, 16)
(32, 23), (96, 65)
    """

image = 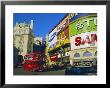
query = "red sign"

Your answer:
(50, 55), (58, 61)
(75, 34), (97, 46)
(57, 16), (69, 33)
(70, 32), (97, 50)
